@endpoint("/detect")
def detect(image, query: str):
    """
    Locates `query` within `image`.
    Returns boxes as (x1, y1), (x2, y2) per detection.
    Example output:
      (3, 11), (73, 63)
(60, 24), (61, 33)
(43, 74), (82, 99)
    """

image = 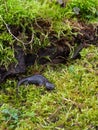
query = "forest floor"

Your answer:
(0, 0), (98, 130)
